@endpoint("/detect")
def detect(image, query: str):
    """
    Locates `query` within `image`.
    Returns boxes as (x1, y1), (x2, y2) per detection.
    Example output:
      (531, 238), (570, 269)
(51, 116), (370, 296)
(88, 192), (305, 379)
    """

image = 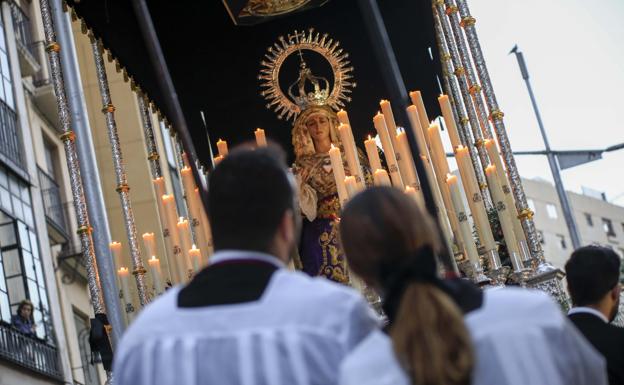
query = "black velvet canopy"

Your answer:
(66, 0), (443, 165)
